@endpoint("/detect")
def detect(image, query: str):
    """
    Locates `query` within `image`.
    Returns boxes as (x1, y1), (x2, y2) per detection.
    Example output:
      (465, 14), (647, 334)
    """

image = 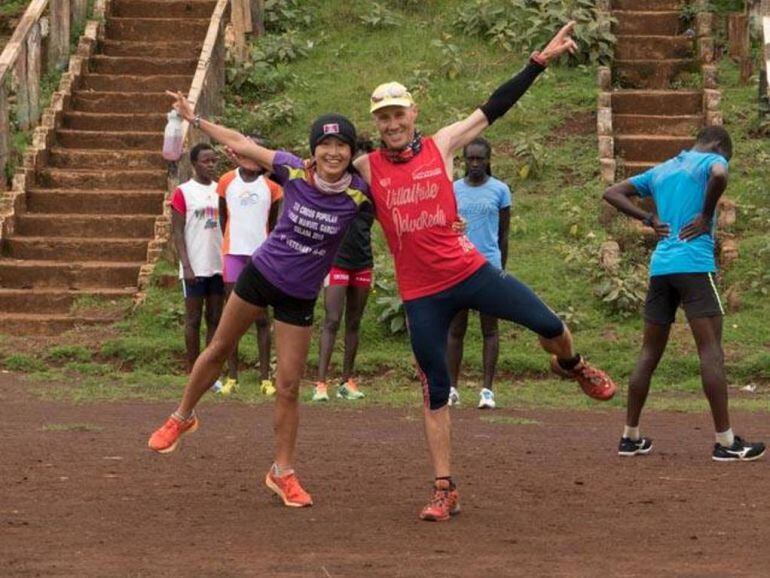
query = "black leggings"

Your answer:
(404, 264), (564, 410)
